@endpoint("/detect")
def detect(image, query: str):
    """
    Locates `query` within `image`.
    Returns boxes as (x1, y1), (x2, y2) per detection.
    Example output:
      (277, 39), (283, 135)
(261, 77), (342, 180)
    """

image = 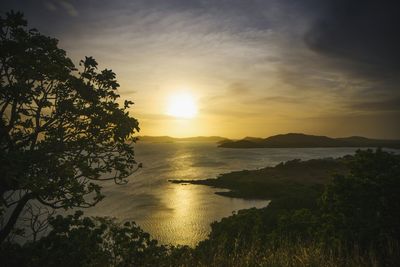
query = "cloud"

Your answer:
(252, 96), (303, 105)
(58, 0), (78, 17)
(42, 0), (78, 16)
(44, 1), (57, 11)
(120, 89), (137, 95)
(305, 0), (400, 78)
(350, 97), (400, 112)
(227, 82), (251, 95)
